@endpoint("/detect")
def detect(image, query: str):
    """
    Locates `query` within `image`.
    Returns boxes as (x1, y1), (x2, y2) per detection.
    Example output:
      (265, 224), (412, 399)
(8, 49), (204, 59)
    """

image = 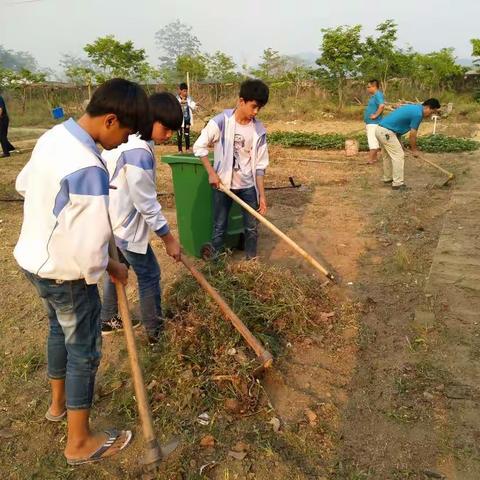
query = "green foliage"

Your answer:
(175, 54), (208, 82)
(471, 38), (480, 63)
(268, 131), (479, 153)
(60, 54), (94, 85)
(0, 67), (47, 89)
(410, 134), (480, 153)
(155, 20), (201, 69)
(410, 48), (465, 92)
(316, 21), (465, 103)
(252, 48), (287, 81)
(83, 35), (159, 84)
(316, 25), (363, 107)
(269, 131), (348, 149)
(206, 51), (238, 82)
(360, 20), (413, 91)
